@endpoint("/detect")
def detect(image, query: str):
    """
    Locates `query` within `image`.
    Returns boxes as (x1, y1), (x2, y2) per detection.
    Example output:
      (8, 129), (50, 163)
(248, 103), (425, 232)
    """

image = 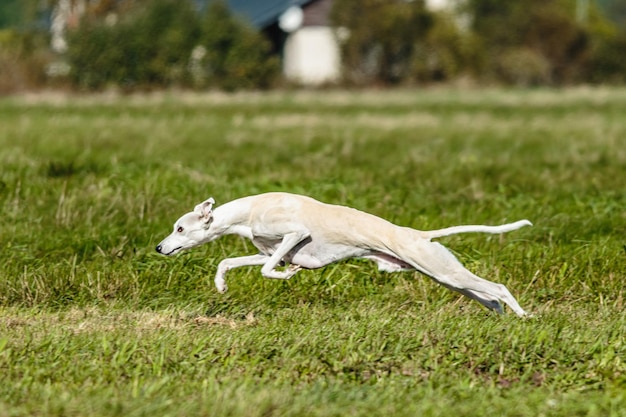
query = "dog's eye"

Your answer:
(177, 226), (184, 233)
